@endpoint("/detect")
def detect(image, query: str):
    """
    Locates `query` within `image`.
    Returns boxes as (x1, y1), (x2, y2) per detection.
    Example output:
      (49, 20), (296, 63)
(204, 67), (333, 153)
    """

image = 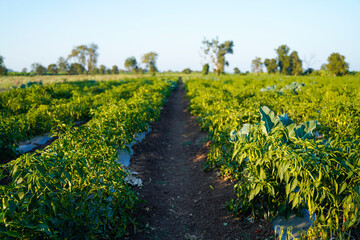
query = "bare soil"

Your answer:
(127, 81), (274, 240)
